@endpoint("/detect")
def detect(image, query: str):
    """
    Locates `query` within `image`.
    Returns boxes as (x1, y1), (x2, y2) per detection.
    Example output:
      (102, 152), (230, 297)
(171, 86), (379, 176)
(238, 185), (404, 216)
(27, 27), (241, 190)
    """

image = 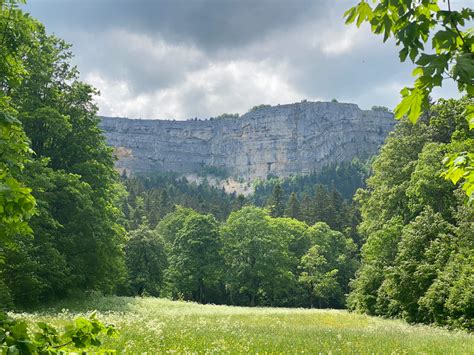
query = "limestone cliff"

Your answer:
(100, 101), (395, 180)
